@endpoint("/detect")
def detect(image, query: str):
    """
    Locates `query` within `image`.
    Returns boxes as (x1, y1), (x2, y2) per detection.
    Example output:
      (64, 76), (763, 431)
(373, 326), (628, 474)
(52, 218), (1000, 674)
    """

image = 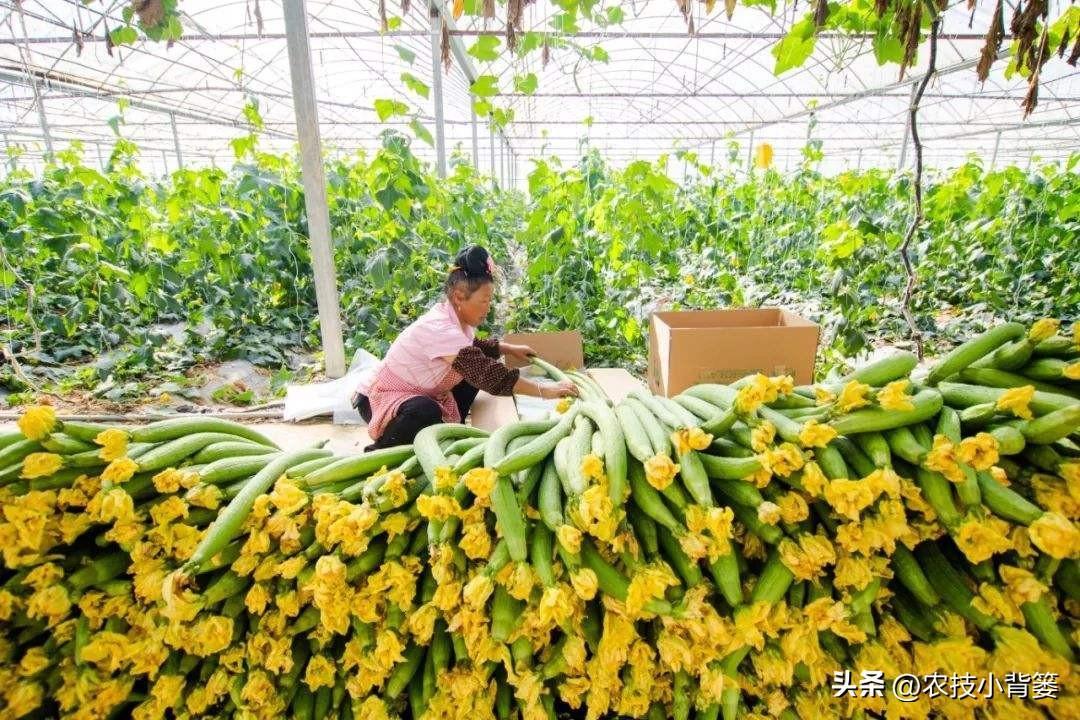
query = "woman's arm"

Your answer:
(446, 348), (575, 398)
